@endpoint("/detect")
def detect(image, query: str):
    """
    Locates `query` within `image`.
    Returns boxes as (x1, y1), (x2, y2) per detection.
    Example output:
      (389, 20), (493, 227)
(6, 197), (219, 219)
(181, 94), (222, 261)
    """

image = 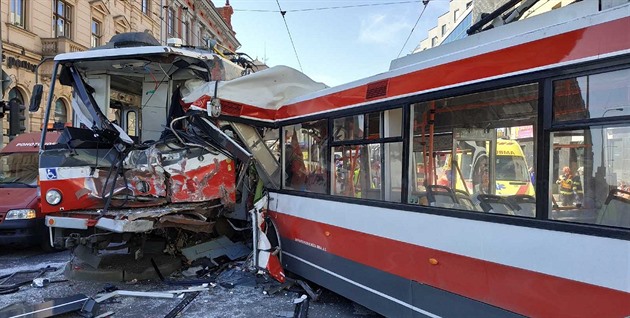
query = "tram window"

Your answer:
(334, 108), (402, 141)
(553, 68), (630, 122)
(549, 125), (630, 229)
(334, 115), (364, 141)
(330, 108), (403, 202)
(384, 142), (403, 202)
(332, 143), (385, 200)
(409, 83), (538, 217)
(283, 120), (329, 193)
